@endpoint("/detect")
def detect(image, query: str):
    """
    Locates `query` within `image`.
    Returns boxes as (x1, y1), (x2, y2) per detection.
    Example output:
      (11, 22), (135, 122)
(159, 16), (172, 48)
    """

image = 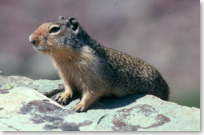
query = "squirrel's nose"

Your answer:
(30, 40), (36, 45)
(29, 34), (36, 45)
